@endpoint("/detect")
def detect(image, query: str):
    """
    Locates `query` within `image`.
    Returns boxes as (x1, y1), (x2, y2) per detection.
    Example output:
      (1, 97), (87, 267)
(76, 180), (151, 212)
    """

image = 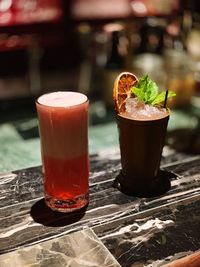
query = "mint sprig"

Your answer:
(131, 75), (176, 106)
